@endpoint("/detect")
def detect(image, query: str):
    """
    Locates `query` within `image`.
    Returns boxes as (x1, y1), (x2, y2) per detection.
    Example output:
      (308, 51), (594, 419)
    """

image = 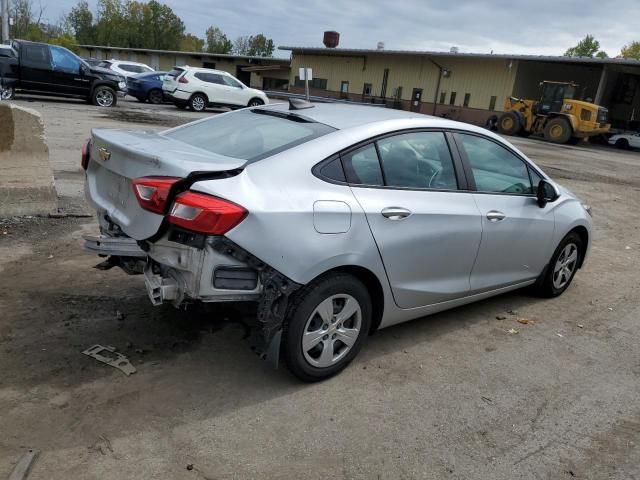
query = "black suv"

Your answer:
(0, 40), (127, 107)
